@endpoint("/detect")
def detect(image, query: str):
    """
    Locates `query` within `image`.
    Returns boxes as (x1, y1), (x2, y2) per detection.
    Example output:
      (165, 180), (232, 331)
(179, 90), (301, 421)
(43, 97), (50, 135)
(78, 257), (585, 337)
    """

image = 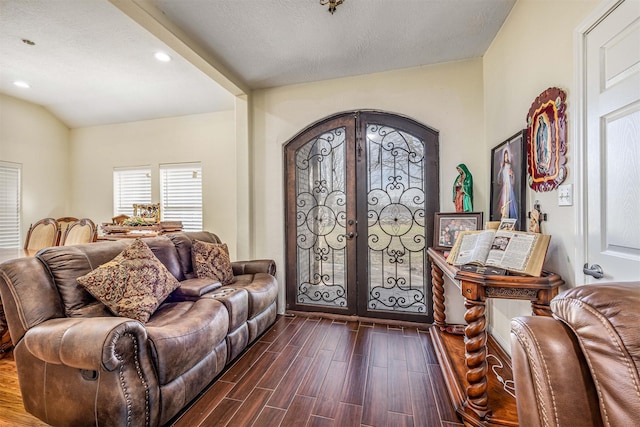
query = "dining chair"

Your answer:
(60, 218), (97, 246)
(56, 216), (79, 235)
(24, 218), (61, 250)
